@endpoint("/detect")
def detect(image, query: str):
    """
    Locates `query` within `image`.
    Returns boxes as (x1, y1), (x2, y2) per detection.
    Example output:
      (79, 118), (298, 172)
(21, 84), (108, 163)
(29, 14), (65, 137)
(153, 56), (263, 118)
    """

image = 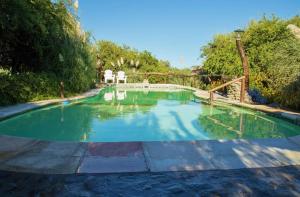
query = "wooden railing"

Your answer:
(208, 76), (246, 103)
